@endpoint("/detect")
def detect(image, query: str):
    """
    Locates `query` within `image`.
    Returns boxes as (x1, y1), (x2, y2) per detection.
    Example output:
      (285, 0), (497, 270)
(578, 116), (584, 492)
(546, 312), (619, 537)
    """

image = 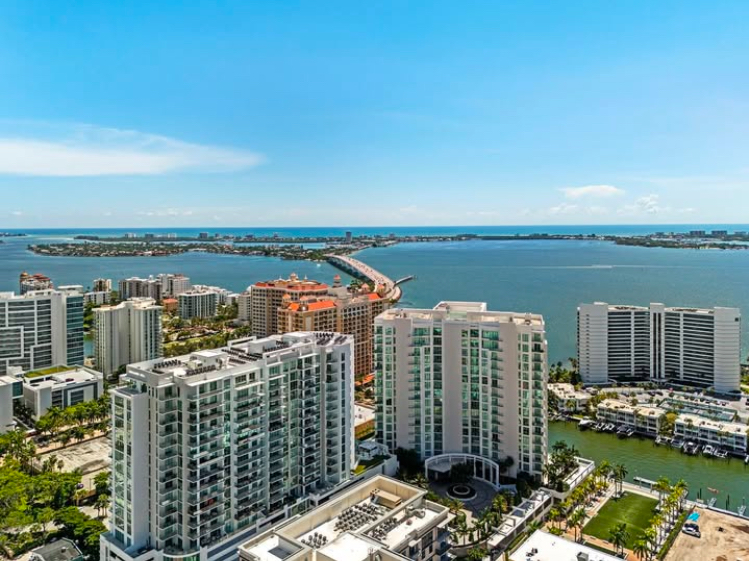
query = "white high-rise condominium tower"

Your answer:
(94, 298), (163, 377)
(0, 289), (84, 375)
(100, 332), (355, 561)
(577, 302), (741, 393)
(374, 302), (548, 478)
